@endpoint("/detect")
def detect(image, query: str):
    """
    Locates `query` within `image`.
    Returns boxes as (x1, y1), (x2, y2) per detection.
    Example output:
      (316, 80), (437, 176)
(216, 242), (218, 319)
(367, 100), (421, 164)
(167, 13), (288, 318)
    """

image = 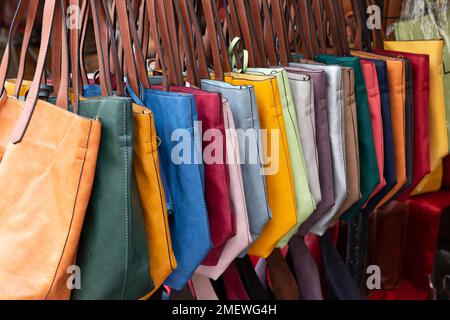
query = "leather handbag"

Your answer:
(160, 85), (234, 267)
(225, 72), (298, 258)
(350, 51), (405, 208)
(285, 71), (322, 206)
(200, 80), (271, 246)
(361, 59), (398, 213)
(0, 0), (101, 300)
(195, 100), (252, 280)
(360, 60), (386, 202)
(335, 67), (362, 218)
(383, 40), (447, 196)
(245, 68), (315, 246)
(283, 66), (335, 236)
(289, 62), (348, 236)
(266, 249), (300, 300)
(315, 54), (380, 220)
(394, 10), (450, 152)
(373, 49), (431, 197)
(120, 0), (213, 290)
(369, 201), (410, 289)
